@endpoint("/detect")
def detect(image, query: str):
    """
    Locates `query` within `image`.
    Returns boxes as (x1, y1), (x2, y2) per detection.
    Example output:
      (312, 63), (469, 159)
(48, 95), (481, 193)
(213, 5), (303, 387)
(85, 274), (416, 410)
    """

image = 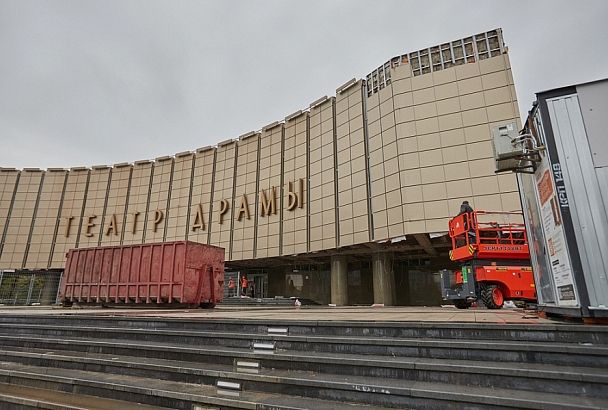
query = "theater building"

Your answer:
(0, 29), (522, 306)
